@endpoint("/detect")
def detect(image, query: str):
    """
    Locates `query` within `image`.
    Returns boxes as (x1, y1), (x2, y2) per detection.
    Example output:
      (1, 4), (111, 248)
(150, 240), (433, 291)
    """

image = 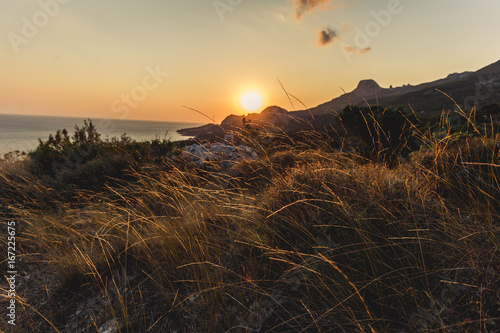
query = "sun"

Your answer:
(240, 92), (263, 111)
